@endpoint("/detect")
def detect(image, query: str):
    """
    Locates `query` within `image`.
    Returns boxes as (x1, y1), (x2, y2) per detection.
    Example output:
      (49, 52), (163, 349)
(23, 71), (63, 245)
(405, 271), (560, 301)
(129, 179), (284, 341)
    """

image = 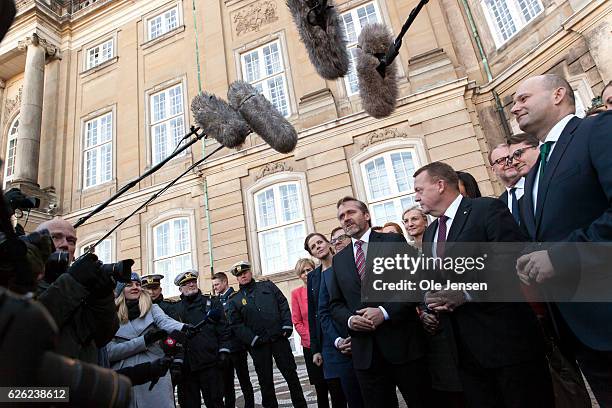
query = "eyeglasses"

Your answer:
(508, 146), (537, 163)
(330, 234), (350, 245)
(491, 156), (510, 167)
